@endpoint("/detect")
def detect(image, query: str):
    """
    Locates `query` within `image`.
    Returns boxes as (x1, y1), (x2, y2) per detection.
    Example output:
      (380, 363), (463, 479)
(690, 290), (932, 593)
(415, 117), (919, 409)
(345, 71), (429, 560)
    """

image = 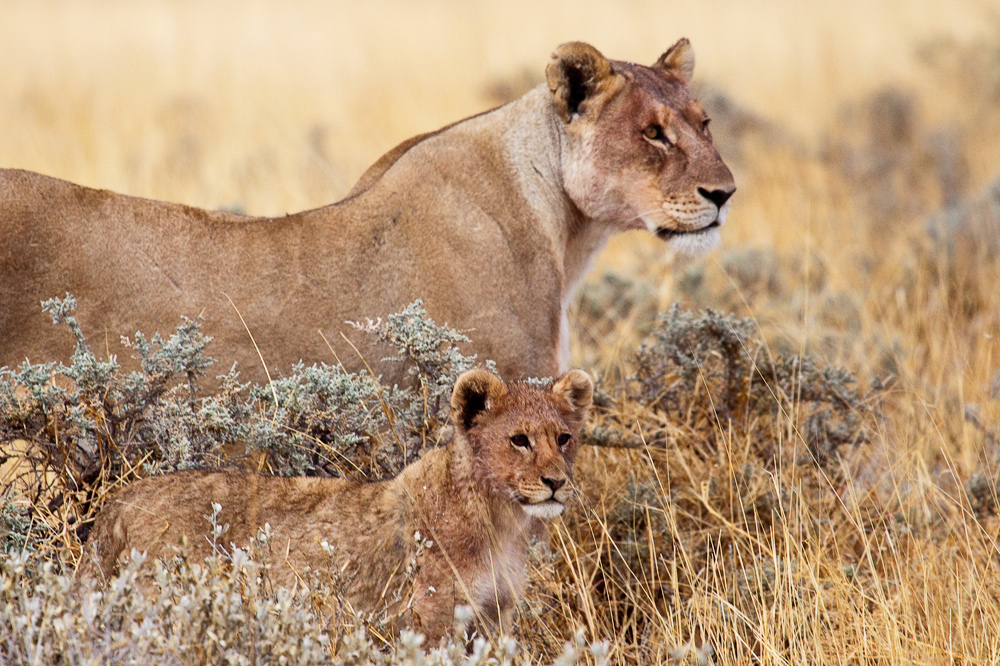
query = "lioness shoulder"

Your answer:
(77, 368), (594, 641)
(1, 40), (733, 386)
